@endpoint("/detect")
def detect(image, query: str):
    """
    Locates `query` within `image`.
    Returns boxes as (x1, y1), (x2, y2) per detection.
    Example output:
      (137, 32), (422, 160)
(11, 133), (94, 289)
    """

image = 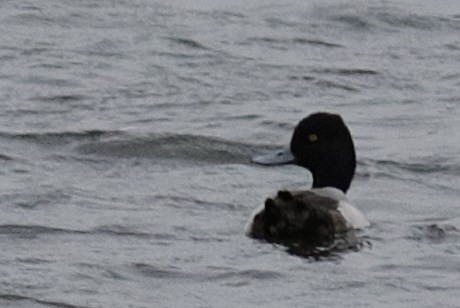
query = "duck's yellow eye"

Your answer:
(308, 133), (318, 142)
